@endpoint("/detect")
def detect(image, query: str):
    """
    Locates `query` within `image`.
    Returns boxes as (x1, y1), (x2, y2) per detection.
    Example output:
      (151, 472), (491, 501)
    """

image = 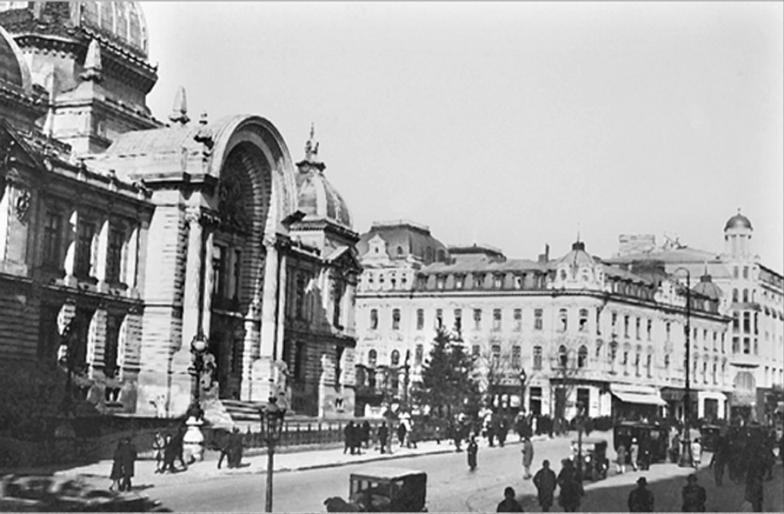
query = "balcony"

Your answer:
(729, 353), (761, 368)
